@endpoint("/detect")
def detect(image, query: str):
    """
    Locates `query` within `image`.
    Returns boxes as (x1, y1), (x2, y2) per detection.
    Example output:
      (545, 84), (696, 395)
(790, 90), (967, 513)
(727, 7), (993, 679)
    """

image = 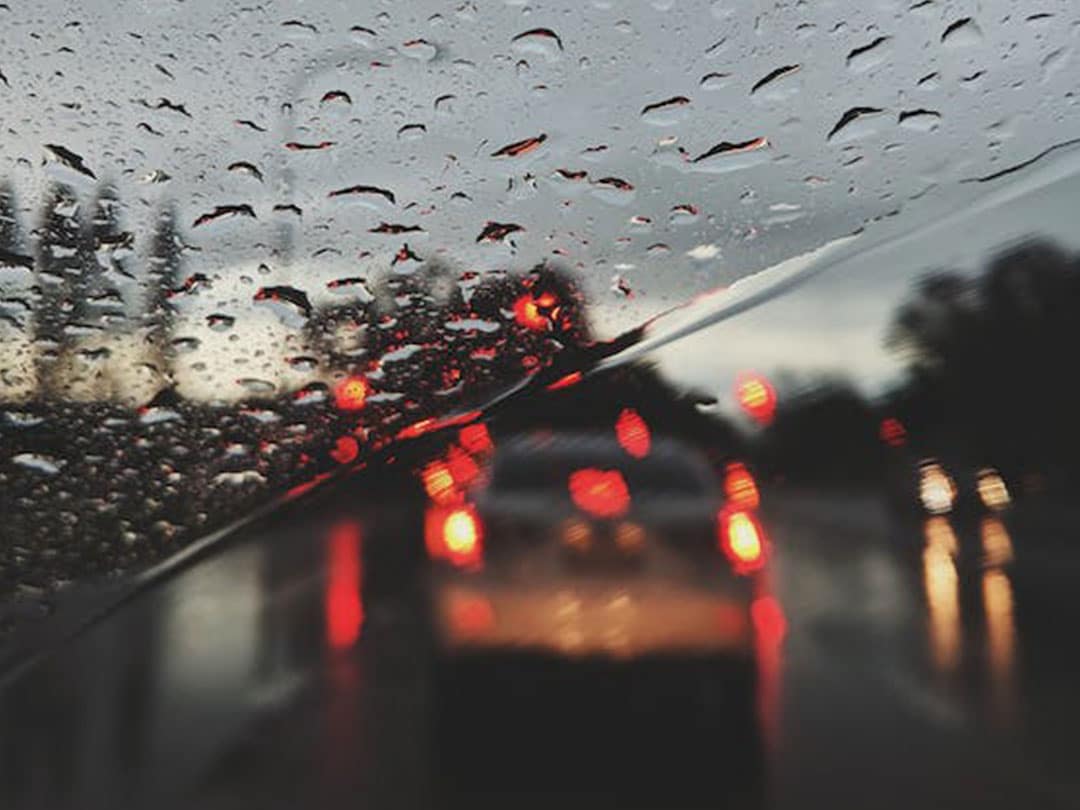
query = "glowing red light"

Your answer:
(425, 505), (484, 568)
(446, 444), (481, 490)
(751, 595), (787, 642)
(547, 371), (583, 391)
(880, 417), (907, 447)
(513, 293), (552, 331)
(334, 376), (369, 411)
(719, 509), (767, 574)
(325, 521), (364, 650)
(449, 594), (496, 637)
(569, 468), (631, 519)
(422, 460), (458, 505)
(724, 462), (760, 510)
(330, 435), (359, 465)
(458, 423), (493, 455)
(735, 372), (776, 425)
(615, 408), (651, 459)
